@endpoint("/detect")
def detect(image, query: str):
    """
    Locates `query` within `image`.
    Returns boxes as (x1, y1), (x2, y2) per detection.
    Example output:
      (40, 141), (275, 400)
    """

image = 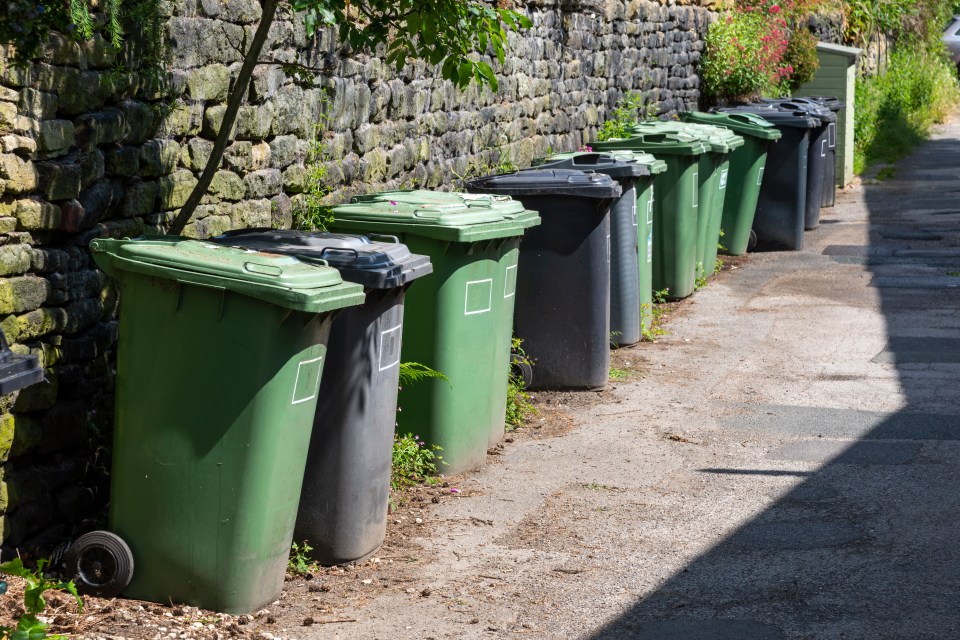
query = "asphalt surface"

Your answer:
(292, 115), (960, 640)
